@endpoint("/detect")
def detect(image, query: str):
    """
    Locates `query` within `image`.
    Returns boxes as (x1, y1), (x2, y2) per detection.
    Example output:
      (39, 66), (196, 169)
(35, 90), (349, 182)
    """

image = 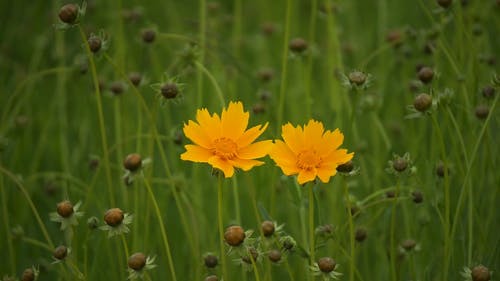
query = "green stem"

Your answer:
(143, 178), (178, 281)
(77, 25), (115, 206)
(276, 0), (292, 134)
(232, 177), (241, 224)
(389, 179), (400, 281)
(308, 183), (315, 268)
(217, 175), (228, 280)
(197, 0), (206, 107)
(304, 0), (317, 119)
(343, 178), (355, 281)
(194, 61), (225, 108)
(0, 174), (15, 275)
